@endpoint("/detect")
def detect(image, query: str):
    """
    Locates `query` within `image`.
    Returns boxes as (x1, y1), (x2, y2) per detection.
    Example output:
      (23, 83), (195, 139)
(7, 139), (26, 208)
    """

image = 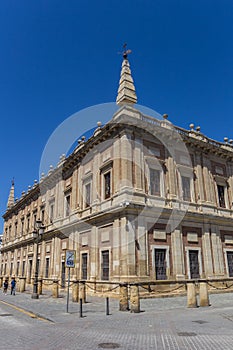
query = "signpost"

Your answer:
(65, 250), (75, 313)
